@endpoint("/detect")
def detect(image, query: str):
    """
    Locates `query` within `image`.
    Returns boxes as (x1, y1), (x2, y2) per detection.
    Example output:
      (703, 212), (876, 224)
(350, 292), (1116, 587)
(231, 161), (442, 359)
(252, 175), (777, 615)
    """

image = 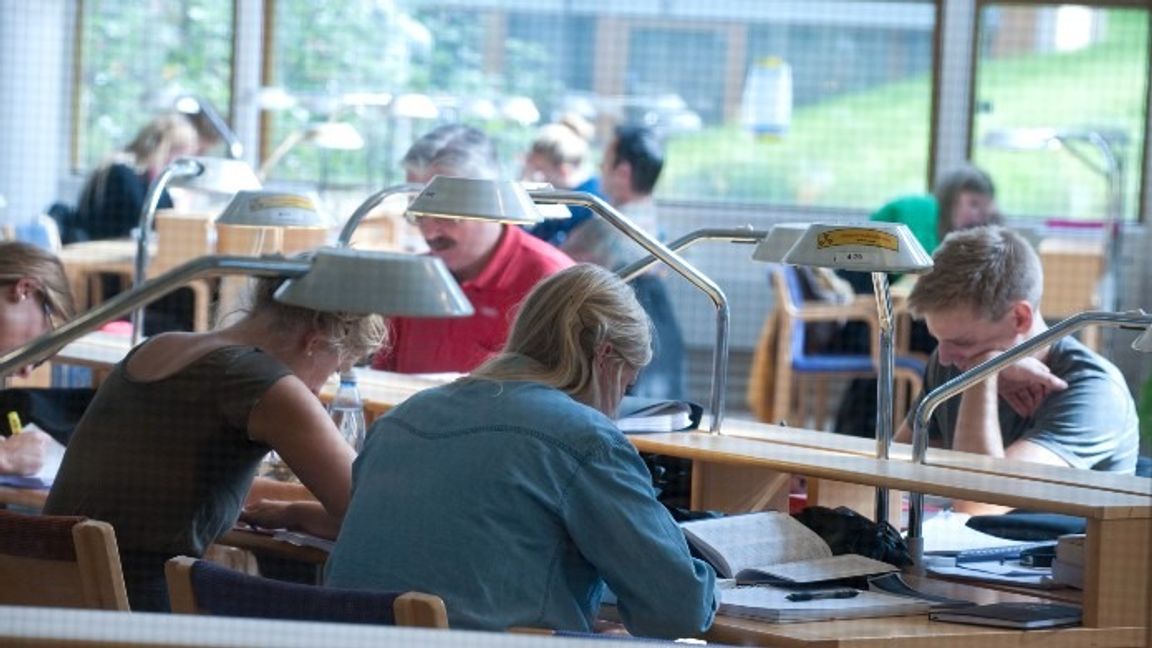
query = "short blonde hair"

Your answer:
(530, 113), (594, 168)
(249, 275), (386, 366)
(908, 225), (1042, 321)
(0, 241), (75, 323)
(472, 264), (652, 398)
